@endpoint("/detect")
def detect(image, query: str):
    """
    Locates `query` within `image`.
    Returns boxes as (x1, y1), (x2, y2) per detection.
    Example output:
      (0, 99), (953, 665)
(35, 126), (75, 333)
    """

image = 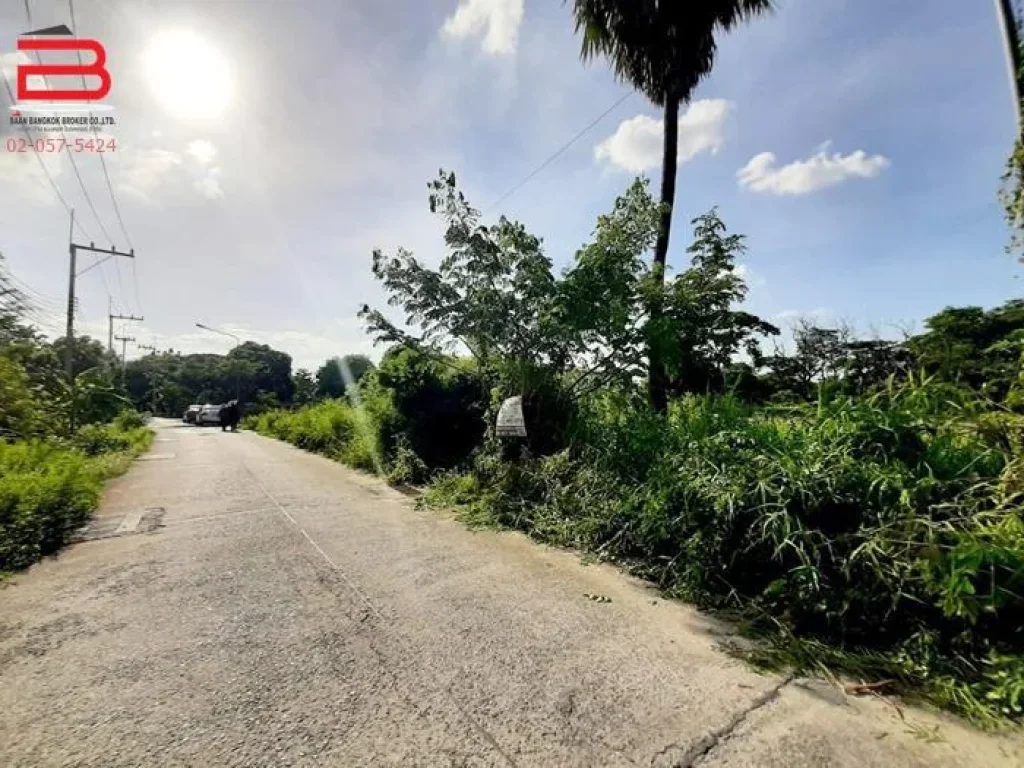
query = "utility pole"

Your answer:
(997, 0), (1023, 137)
(109, 310), (144, 354)
(65, 211), (136, 431)
(114, 335), (136, 375)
